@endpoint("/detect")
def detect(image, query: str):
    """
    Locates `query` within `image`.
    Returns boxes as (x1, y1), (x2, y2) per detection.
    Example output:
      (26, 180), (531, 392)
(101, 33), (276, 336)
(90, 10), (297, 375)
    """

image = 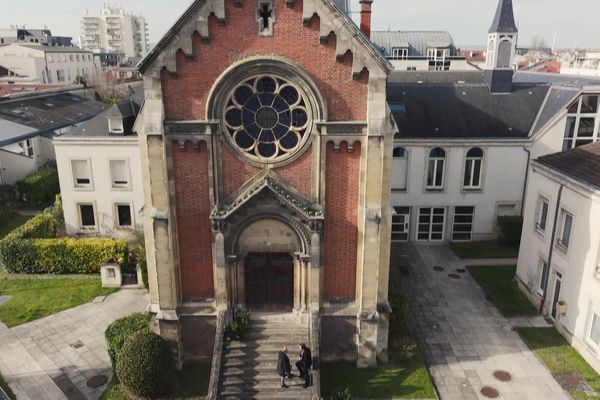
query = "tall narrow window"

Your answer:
(391, 207), (410, 242)
(72, 160), (92, 188)
(78, 204), (96, 229)
(452, 206), (474, 241)
(563, 95), (600, 150)
(19, 139), (33, 157)
(109, 160), (129, 189)
(116, 204), (132, 227)
(417, 207), (446, 241)
(558, 210), (573, 249)
(538, 260), (549, 296)
(427, 148), (445, 189)
(536, 197), (549, 233)
(590, 313), (600, 346)
(463, 147), (483, 189)
(392, 147), (408, 191)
